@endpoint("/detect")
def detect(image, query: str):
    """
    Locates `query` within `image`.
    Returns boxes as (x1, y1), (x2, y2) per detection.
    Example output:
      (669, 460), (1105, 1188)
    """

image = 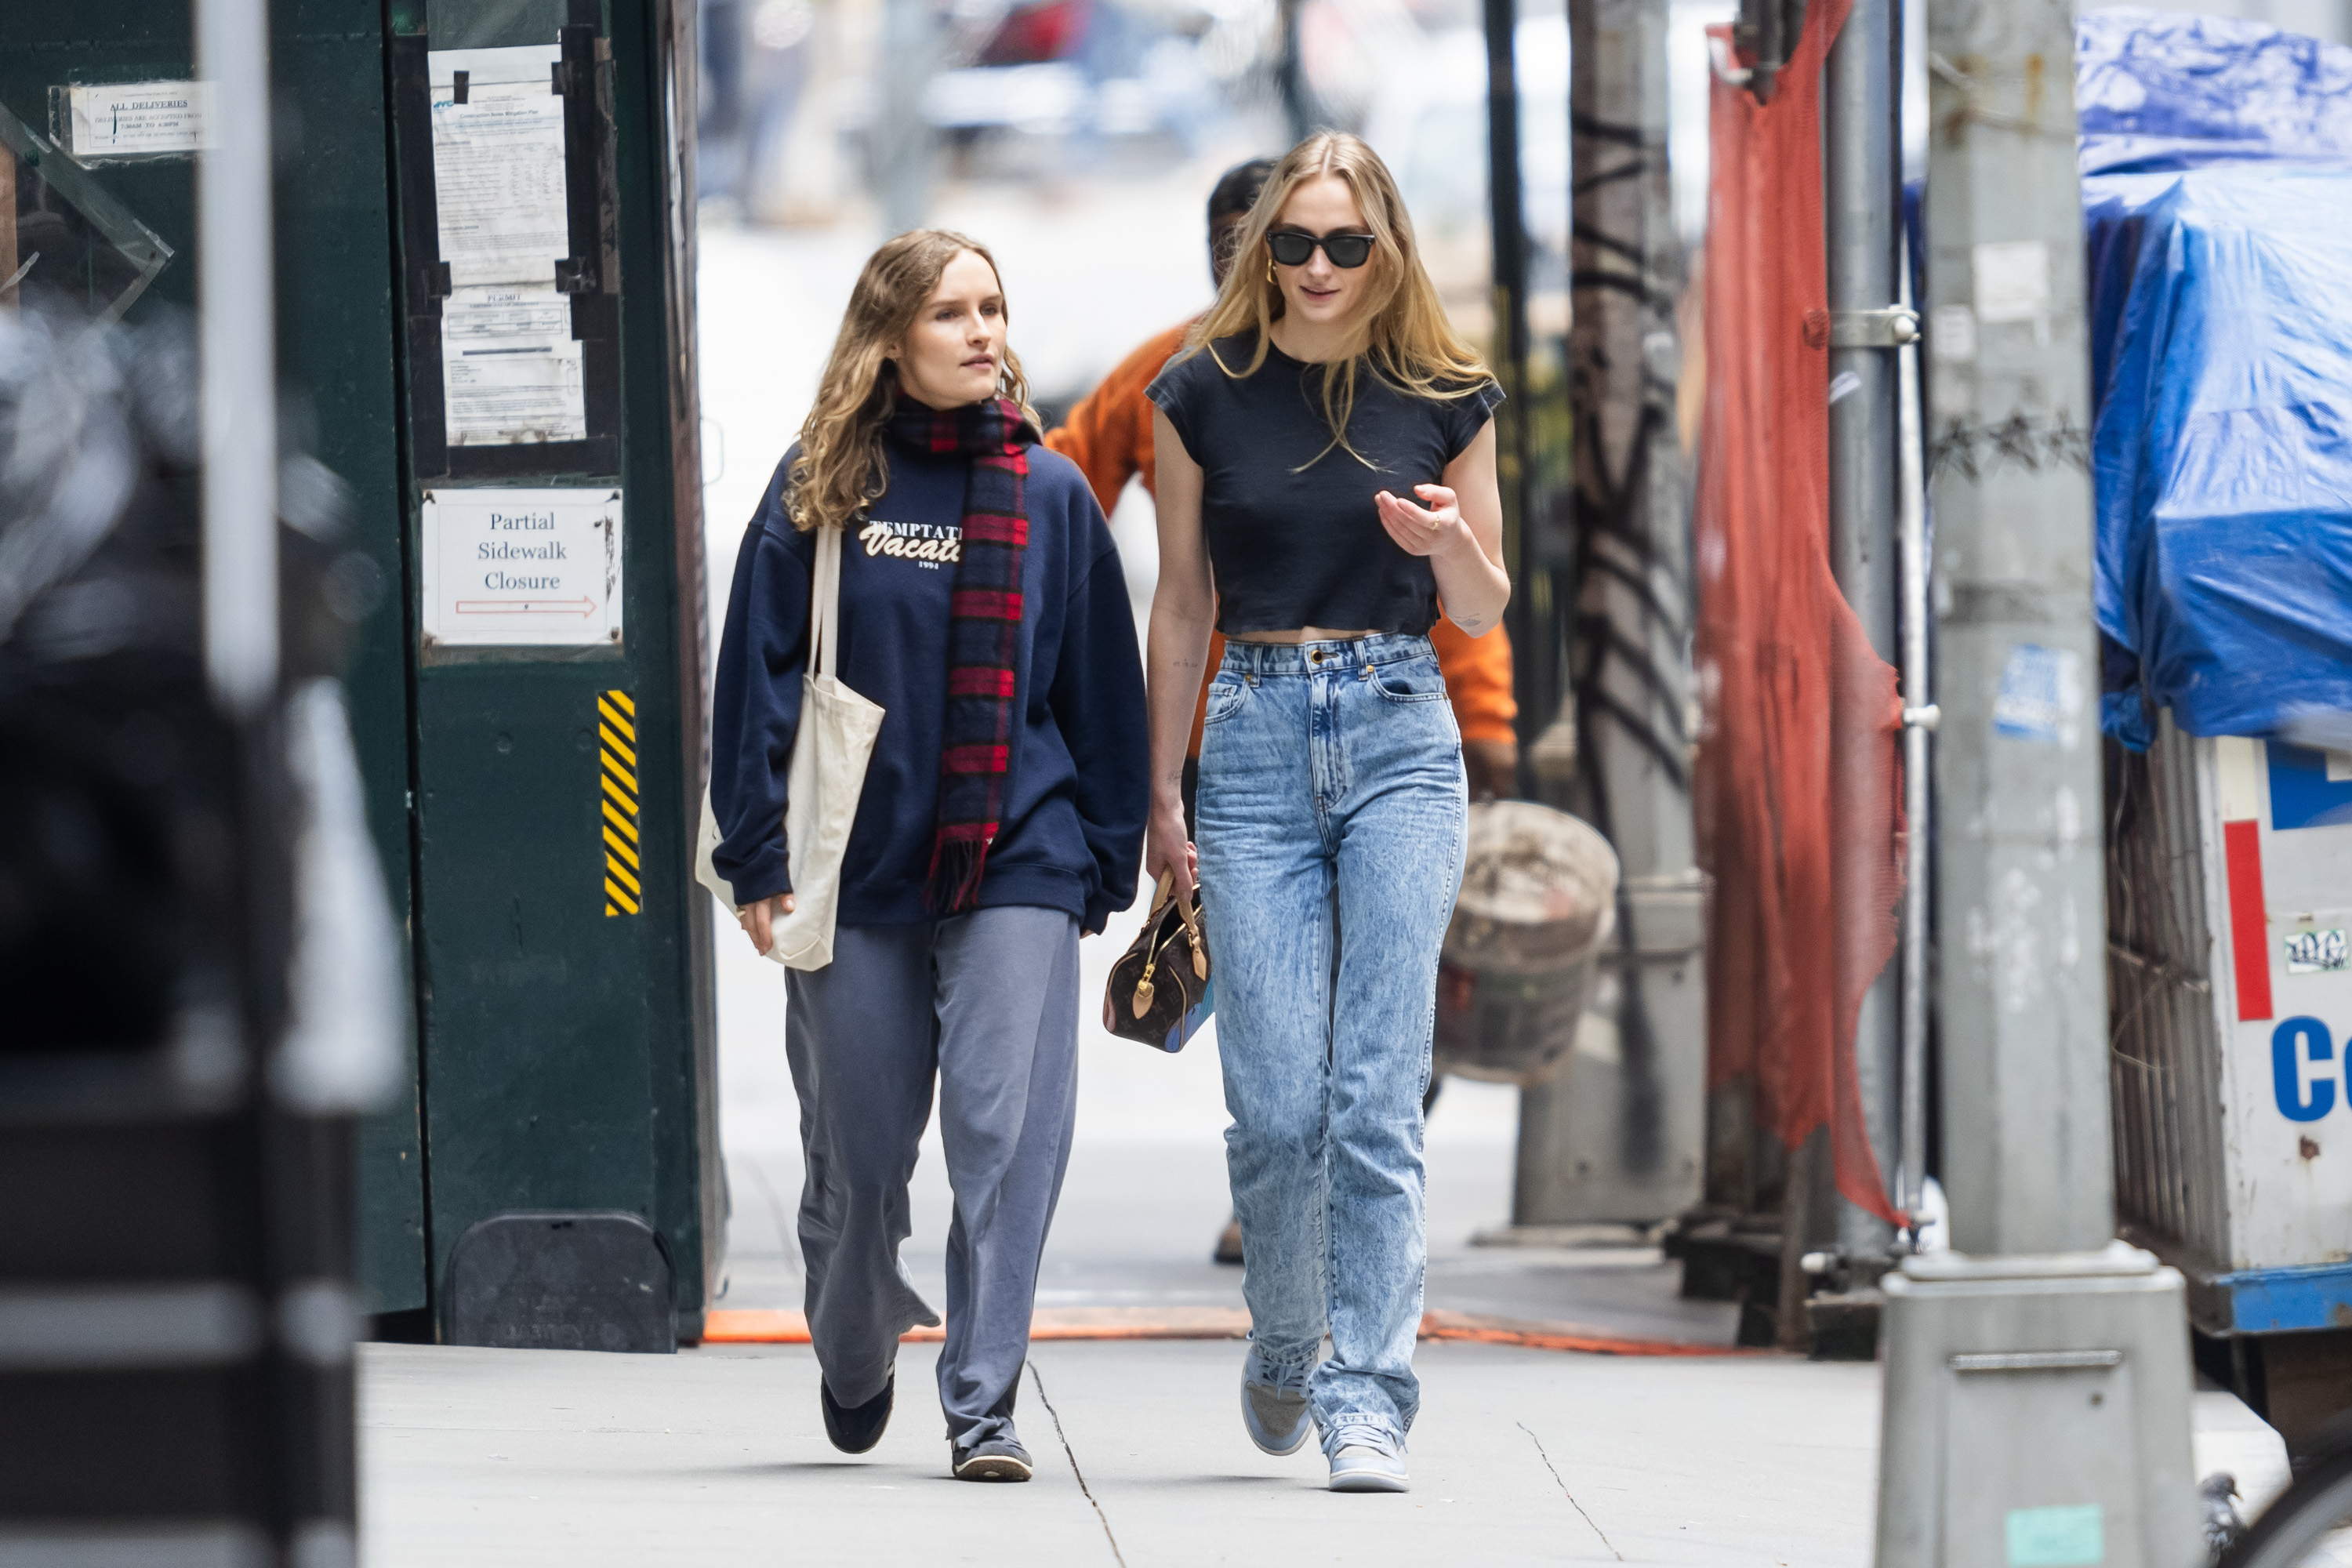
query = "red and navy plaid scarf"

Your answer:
(883, 394), (1038, 913)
